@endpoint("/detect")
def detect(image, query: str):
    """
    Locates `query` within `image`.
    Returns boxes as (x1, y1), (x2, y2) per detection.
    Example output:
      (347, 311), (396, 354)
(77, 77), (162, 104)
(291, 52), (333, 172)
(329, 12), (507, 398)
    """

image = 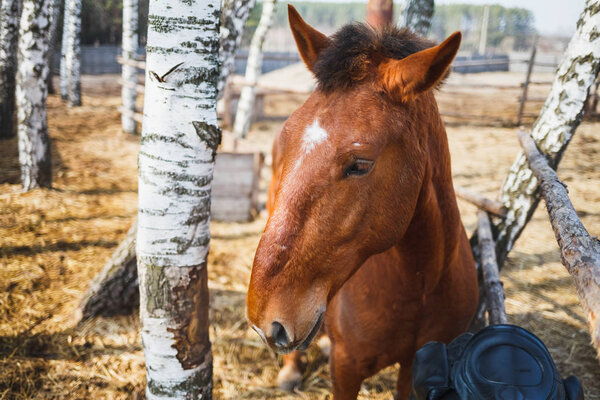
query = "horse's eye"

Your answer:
(344, 159), (374, 177)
